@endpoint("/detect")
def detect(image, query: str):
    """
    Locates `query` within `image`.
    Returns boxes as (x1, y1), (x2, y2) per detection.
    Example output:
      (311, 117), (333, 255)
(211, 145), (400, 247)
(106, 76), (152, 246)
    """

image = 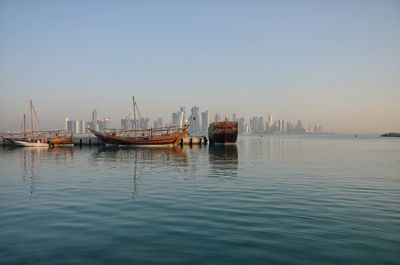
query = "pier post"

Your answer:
(89, 138), (91, 147)
(79, 139), (82, 148)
